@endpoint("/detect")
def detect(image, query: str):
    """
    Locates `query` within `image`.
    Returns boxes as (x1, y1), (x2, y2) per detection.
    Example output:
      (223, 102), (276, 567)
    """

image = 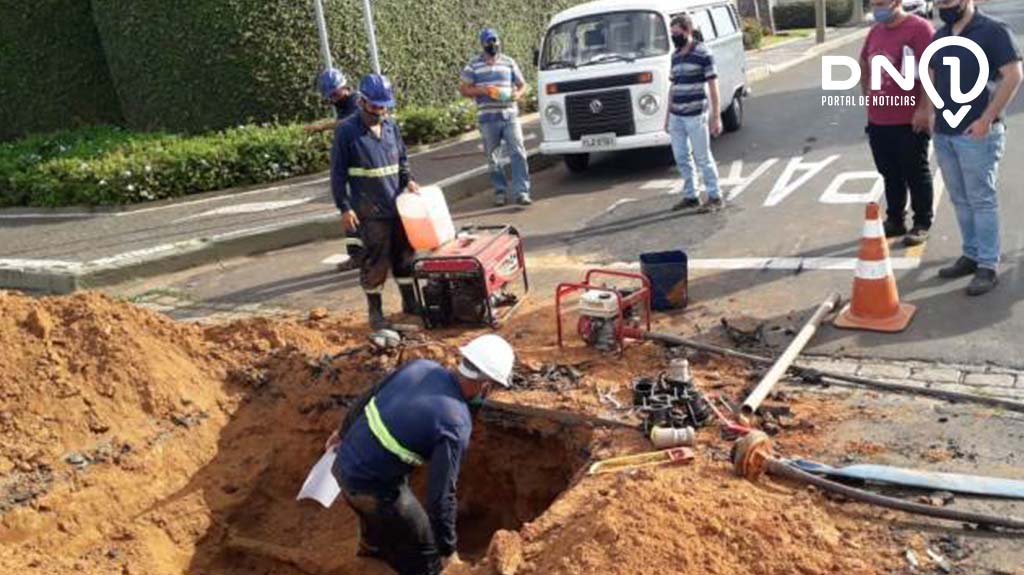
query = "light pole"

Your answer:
(816, 0), (826, 44)
(313, 0), (333, 70)
(362, 0), (382, 75)
(851, 0), (864, 25)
